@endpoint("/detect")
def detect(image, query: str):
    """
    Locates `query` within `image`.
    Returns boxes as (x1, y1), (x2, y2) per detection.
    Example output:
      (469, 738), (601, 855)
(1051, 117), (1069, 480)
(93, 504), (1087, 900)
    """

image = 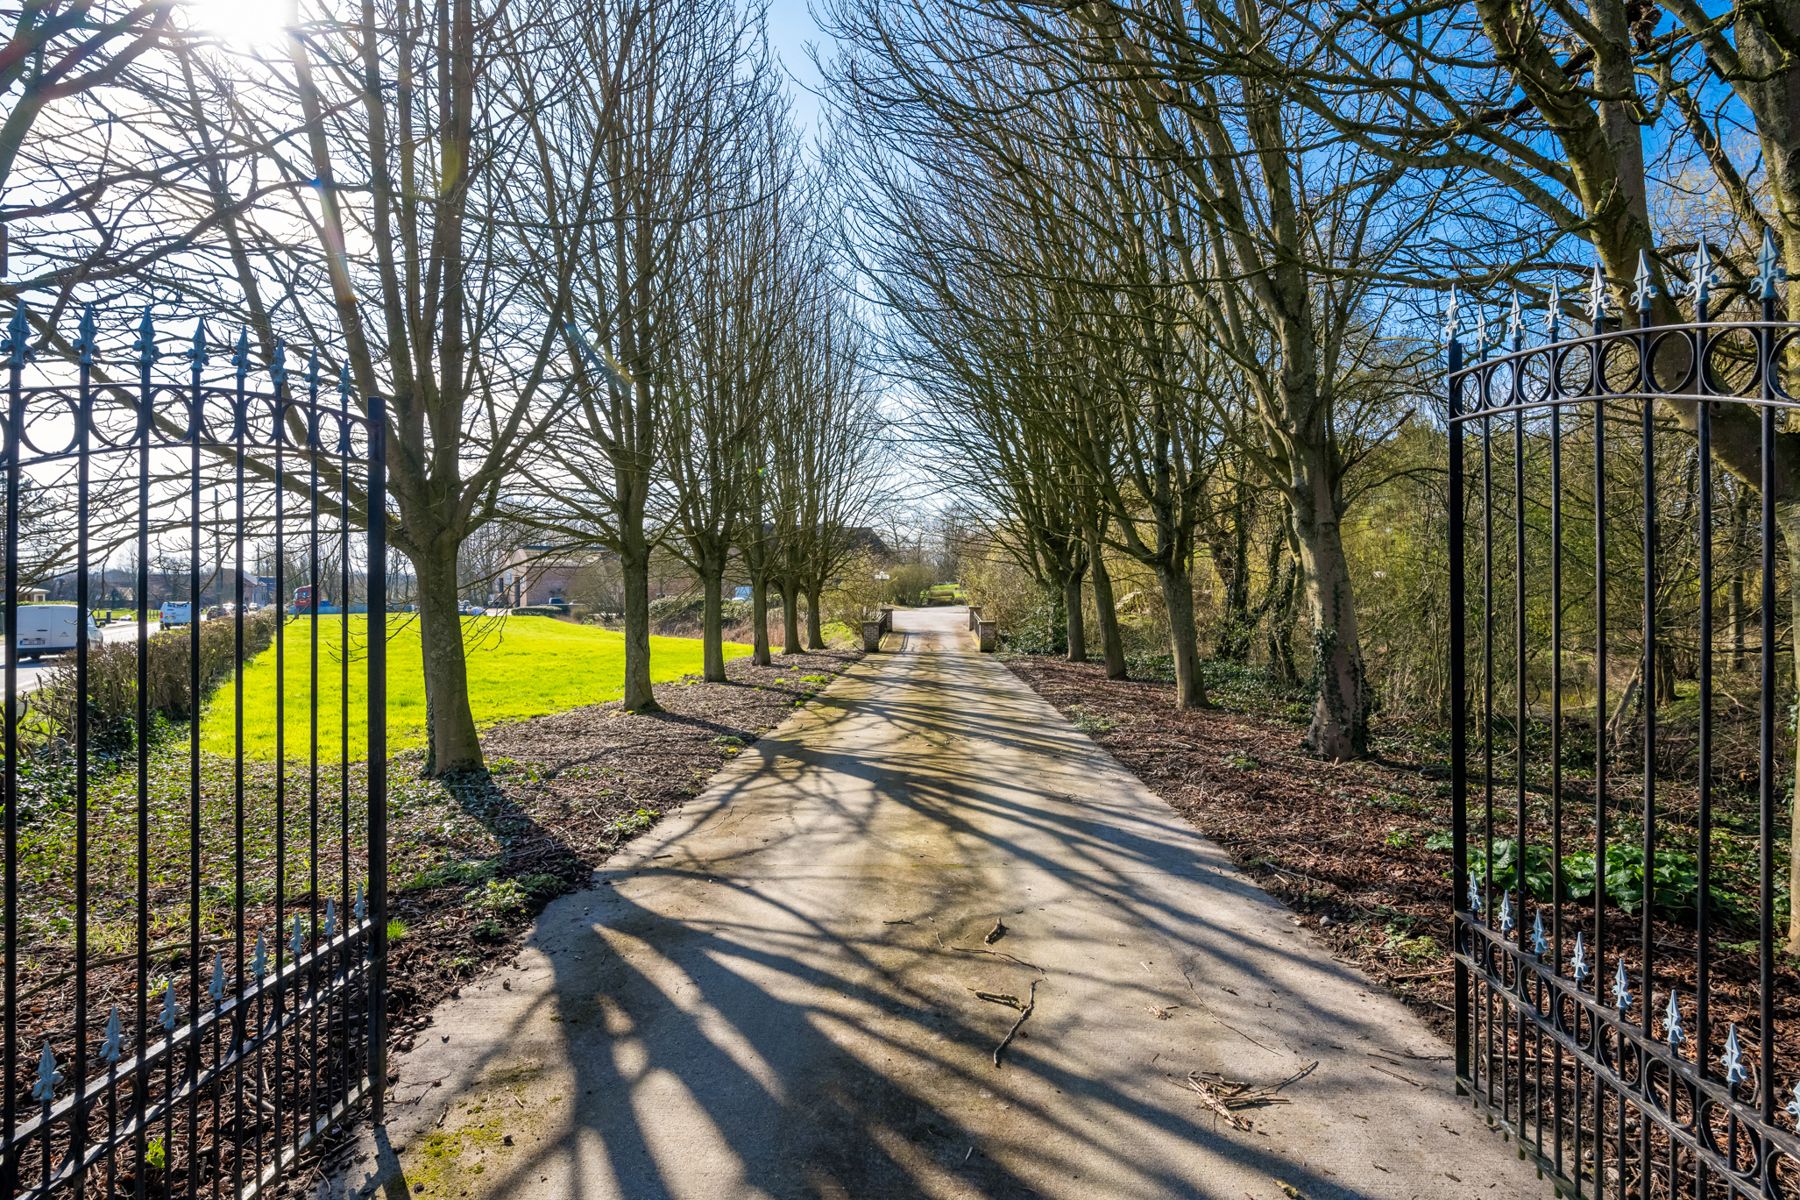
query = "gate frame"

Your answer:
(1448, 240), (1800, 1198)
(0, 303), (389, 1197)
